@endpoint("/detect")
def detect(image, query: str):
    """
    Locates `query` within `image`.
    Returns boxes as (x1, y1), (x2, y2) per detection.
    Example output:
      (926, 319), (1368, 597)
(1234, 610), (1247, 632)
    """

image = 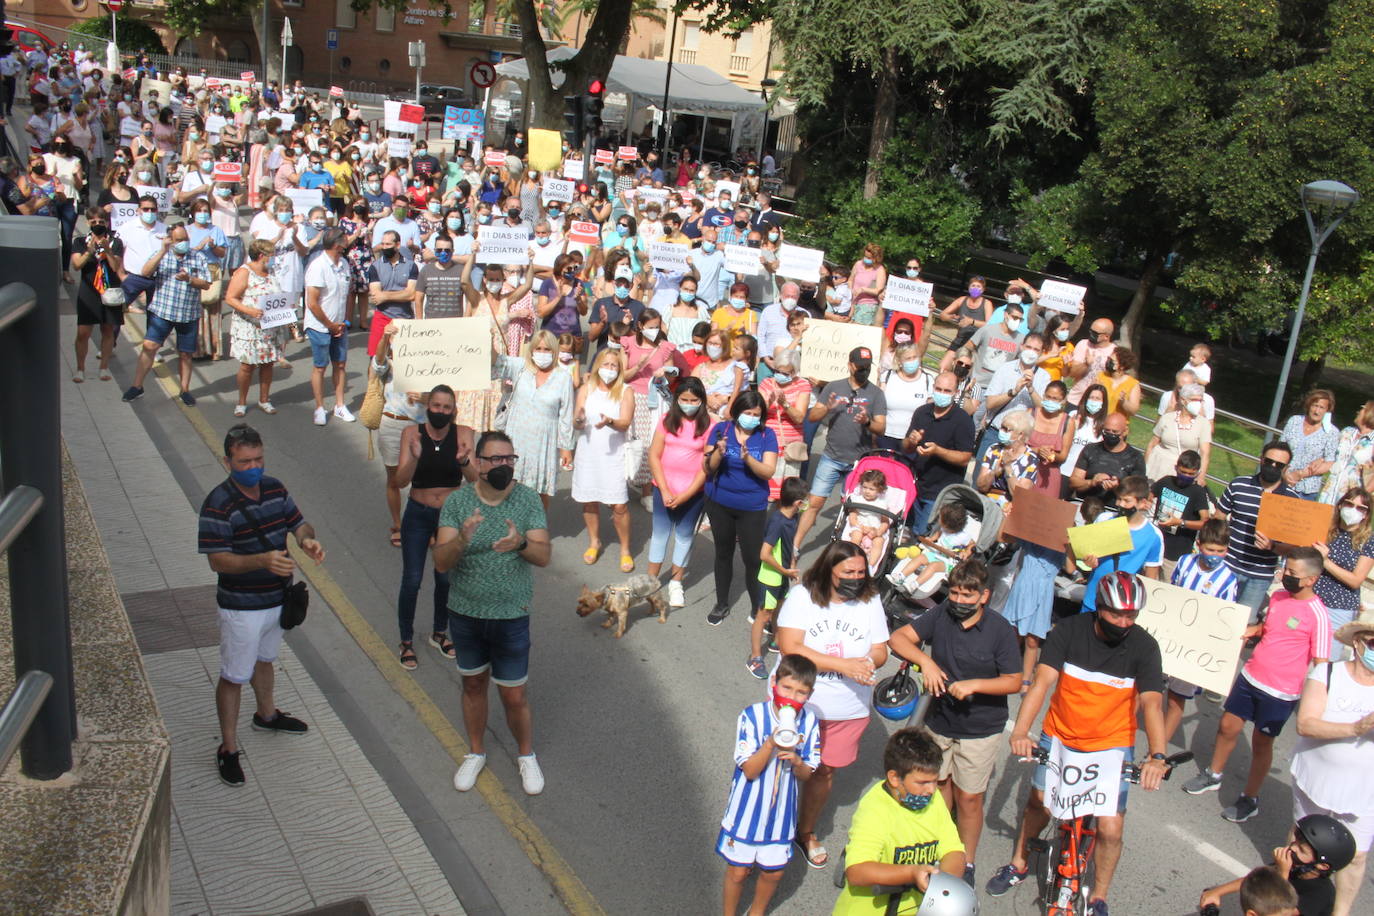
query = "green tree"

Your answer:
(70, 12), (166, 54)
